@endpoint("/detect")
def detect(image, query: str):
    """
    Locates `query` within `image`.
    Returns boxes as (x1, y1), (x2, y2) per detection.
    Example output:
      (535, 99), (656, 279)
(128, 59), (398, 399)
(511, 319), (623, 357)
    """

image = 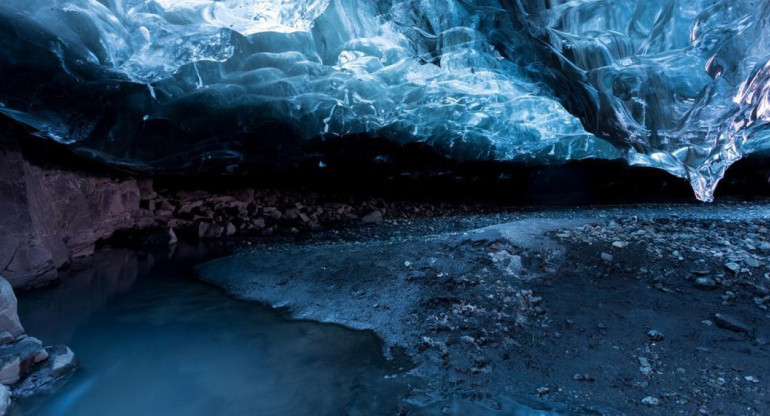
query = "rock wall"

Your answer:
(0, 131), (148, 289)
